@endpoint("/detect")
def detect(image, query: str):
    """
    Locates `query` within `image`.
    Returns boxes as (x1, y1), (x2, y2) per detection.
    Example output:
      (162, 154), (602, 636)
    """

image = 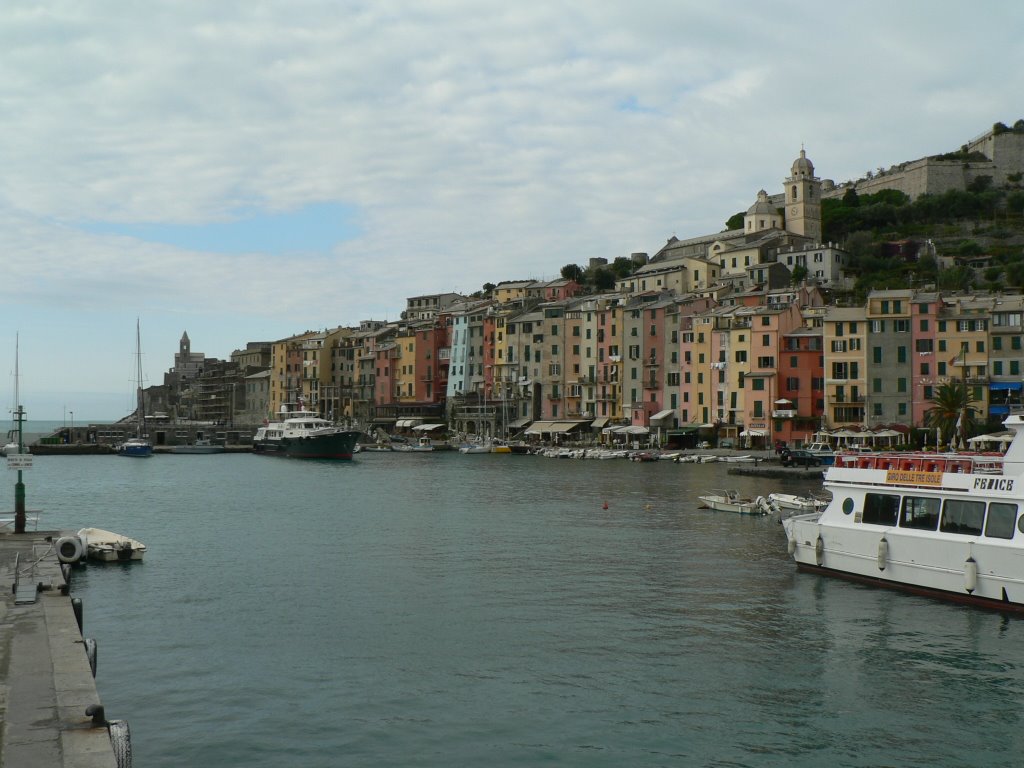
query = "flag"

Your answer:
(950, 349), (966, 366)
